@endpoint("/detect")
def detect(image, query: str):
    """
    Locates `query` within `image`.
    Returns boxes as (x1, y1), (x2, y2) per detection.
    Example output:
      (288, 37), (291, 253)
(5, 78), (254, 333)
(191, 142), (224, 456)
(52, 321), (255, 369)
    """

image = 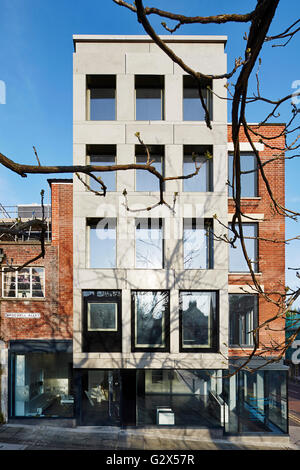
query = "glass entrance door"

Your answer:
(81, 370), (121, 426)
